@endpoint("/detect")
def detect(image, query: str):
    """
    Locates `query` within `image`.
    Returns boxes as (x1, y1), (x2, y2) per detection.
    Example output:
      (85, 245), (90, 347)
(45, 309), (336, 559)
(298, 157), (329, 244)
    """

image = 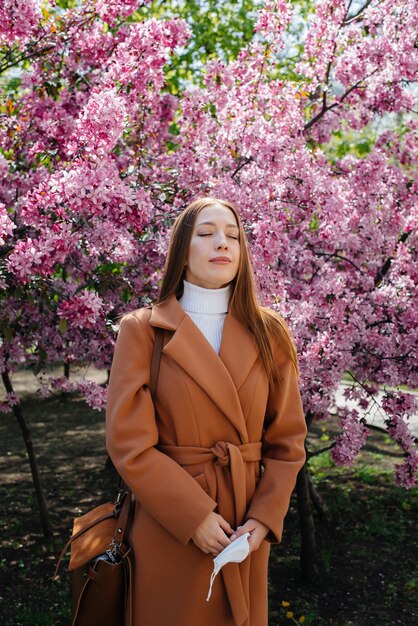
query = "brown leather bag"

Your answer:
(54, 326), (164, 626)
(70, 489), (134, 626)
